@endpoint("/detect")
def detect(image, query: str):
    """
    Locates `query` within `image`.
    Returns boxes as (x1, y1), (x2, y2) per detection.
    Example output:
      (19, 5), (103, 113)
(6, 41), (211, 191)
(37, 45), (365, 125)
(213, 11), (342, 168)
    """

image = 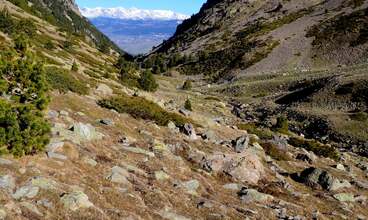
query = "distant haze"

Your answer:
(81, 7), (187, 55)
